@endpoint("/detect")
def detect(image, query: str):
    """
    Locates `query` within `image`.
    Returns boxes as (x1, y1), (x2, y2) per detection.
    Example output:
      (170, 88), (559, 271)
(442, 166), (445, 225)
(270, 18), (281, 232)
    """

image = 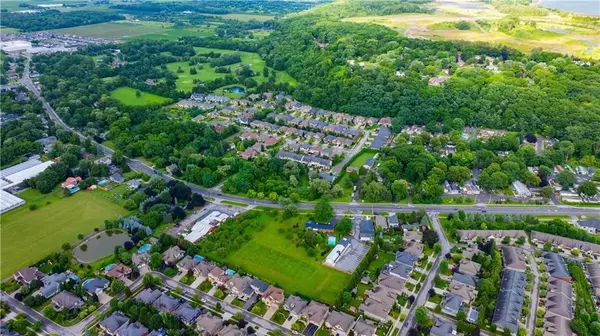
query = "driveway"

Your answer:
(97, 292), (112, 305)
(190, 276), (205, 288)
(224, 294), (236, 303)
(263, 305), (279, 320)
